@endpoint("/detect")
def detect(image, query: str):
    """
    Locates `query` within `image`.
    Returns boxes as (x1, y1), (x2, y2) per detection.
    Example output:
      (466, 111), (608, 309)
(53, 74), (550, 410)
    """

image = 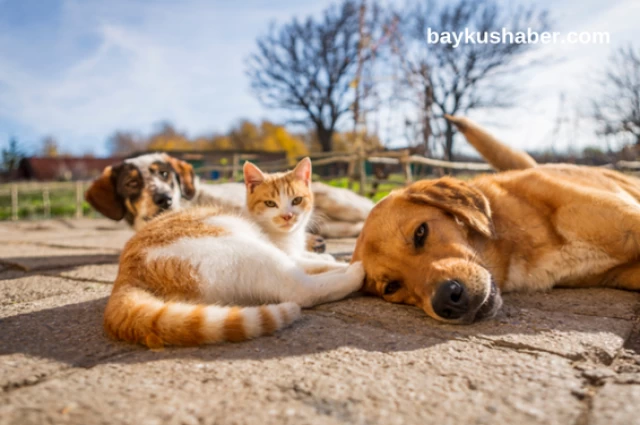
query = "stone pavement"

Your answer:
(1, 219), (640, 425)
